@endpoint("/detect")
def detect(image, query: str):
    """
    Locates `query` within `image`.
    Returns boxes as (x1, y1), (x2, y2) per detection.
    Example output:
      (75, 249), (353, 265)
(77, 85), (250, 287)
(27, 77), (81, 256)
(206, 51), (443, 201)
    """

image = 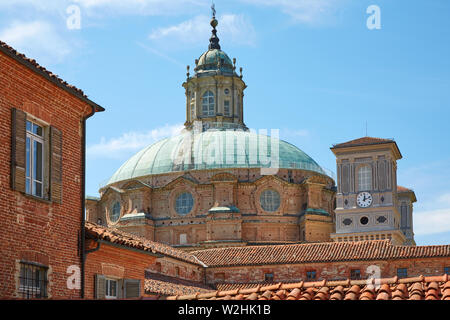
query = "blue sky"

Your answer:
(1, 0), (449, 245)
